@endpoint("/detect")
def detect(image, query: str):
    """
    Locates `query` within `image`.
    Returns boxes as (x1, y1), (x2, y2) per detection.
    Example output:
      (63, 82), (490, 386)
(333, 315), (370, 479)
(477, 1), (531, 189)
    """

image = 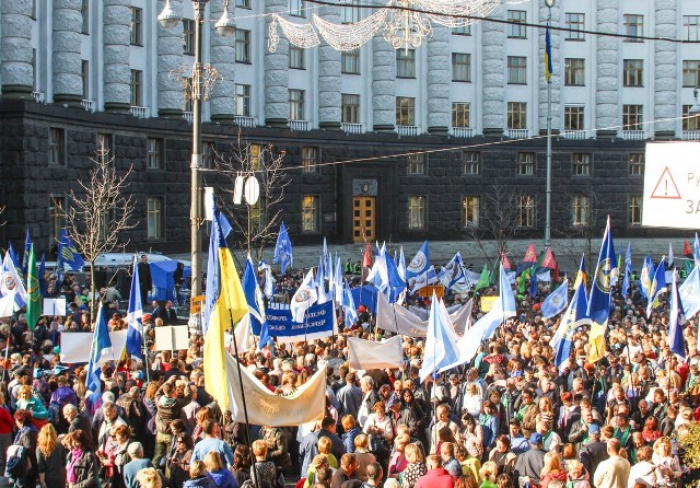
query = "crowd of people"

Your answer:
(0, 254), (697, 488)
